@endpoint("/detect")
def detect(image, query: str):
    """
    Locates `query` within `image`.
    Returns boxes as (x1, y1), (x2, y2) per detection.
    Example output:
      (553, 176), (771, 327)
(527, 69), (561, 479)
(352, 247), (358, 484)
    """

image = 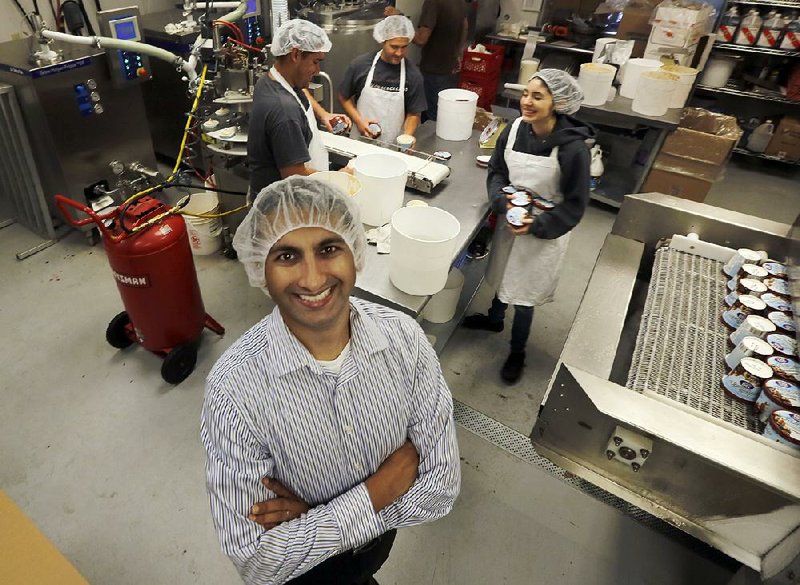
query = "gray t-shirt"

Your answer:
(338, 52), (427, 114)
(418, 0), (467, 75)
(247, 74), (312, 194)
